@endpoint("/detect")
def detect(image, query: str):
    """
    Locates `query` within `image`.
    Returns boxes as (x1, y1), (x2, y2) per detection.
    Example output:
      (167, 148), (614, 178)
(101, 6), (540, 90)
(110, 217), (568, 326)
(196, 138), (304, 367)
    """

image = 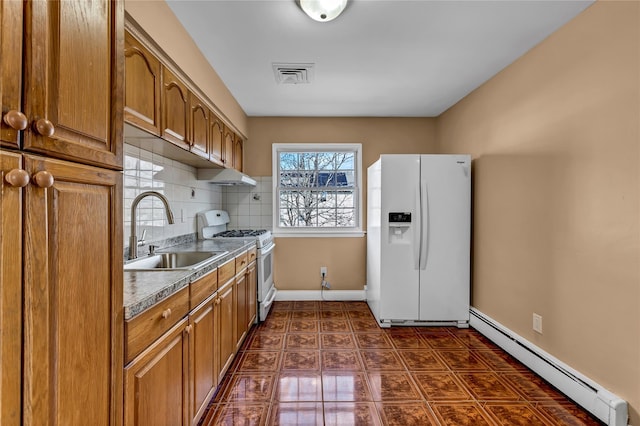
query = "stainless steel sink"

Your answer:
(124, 251), (228, 271)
